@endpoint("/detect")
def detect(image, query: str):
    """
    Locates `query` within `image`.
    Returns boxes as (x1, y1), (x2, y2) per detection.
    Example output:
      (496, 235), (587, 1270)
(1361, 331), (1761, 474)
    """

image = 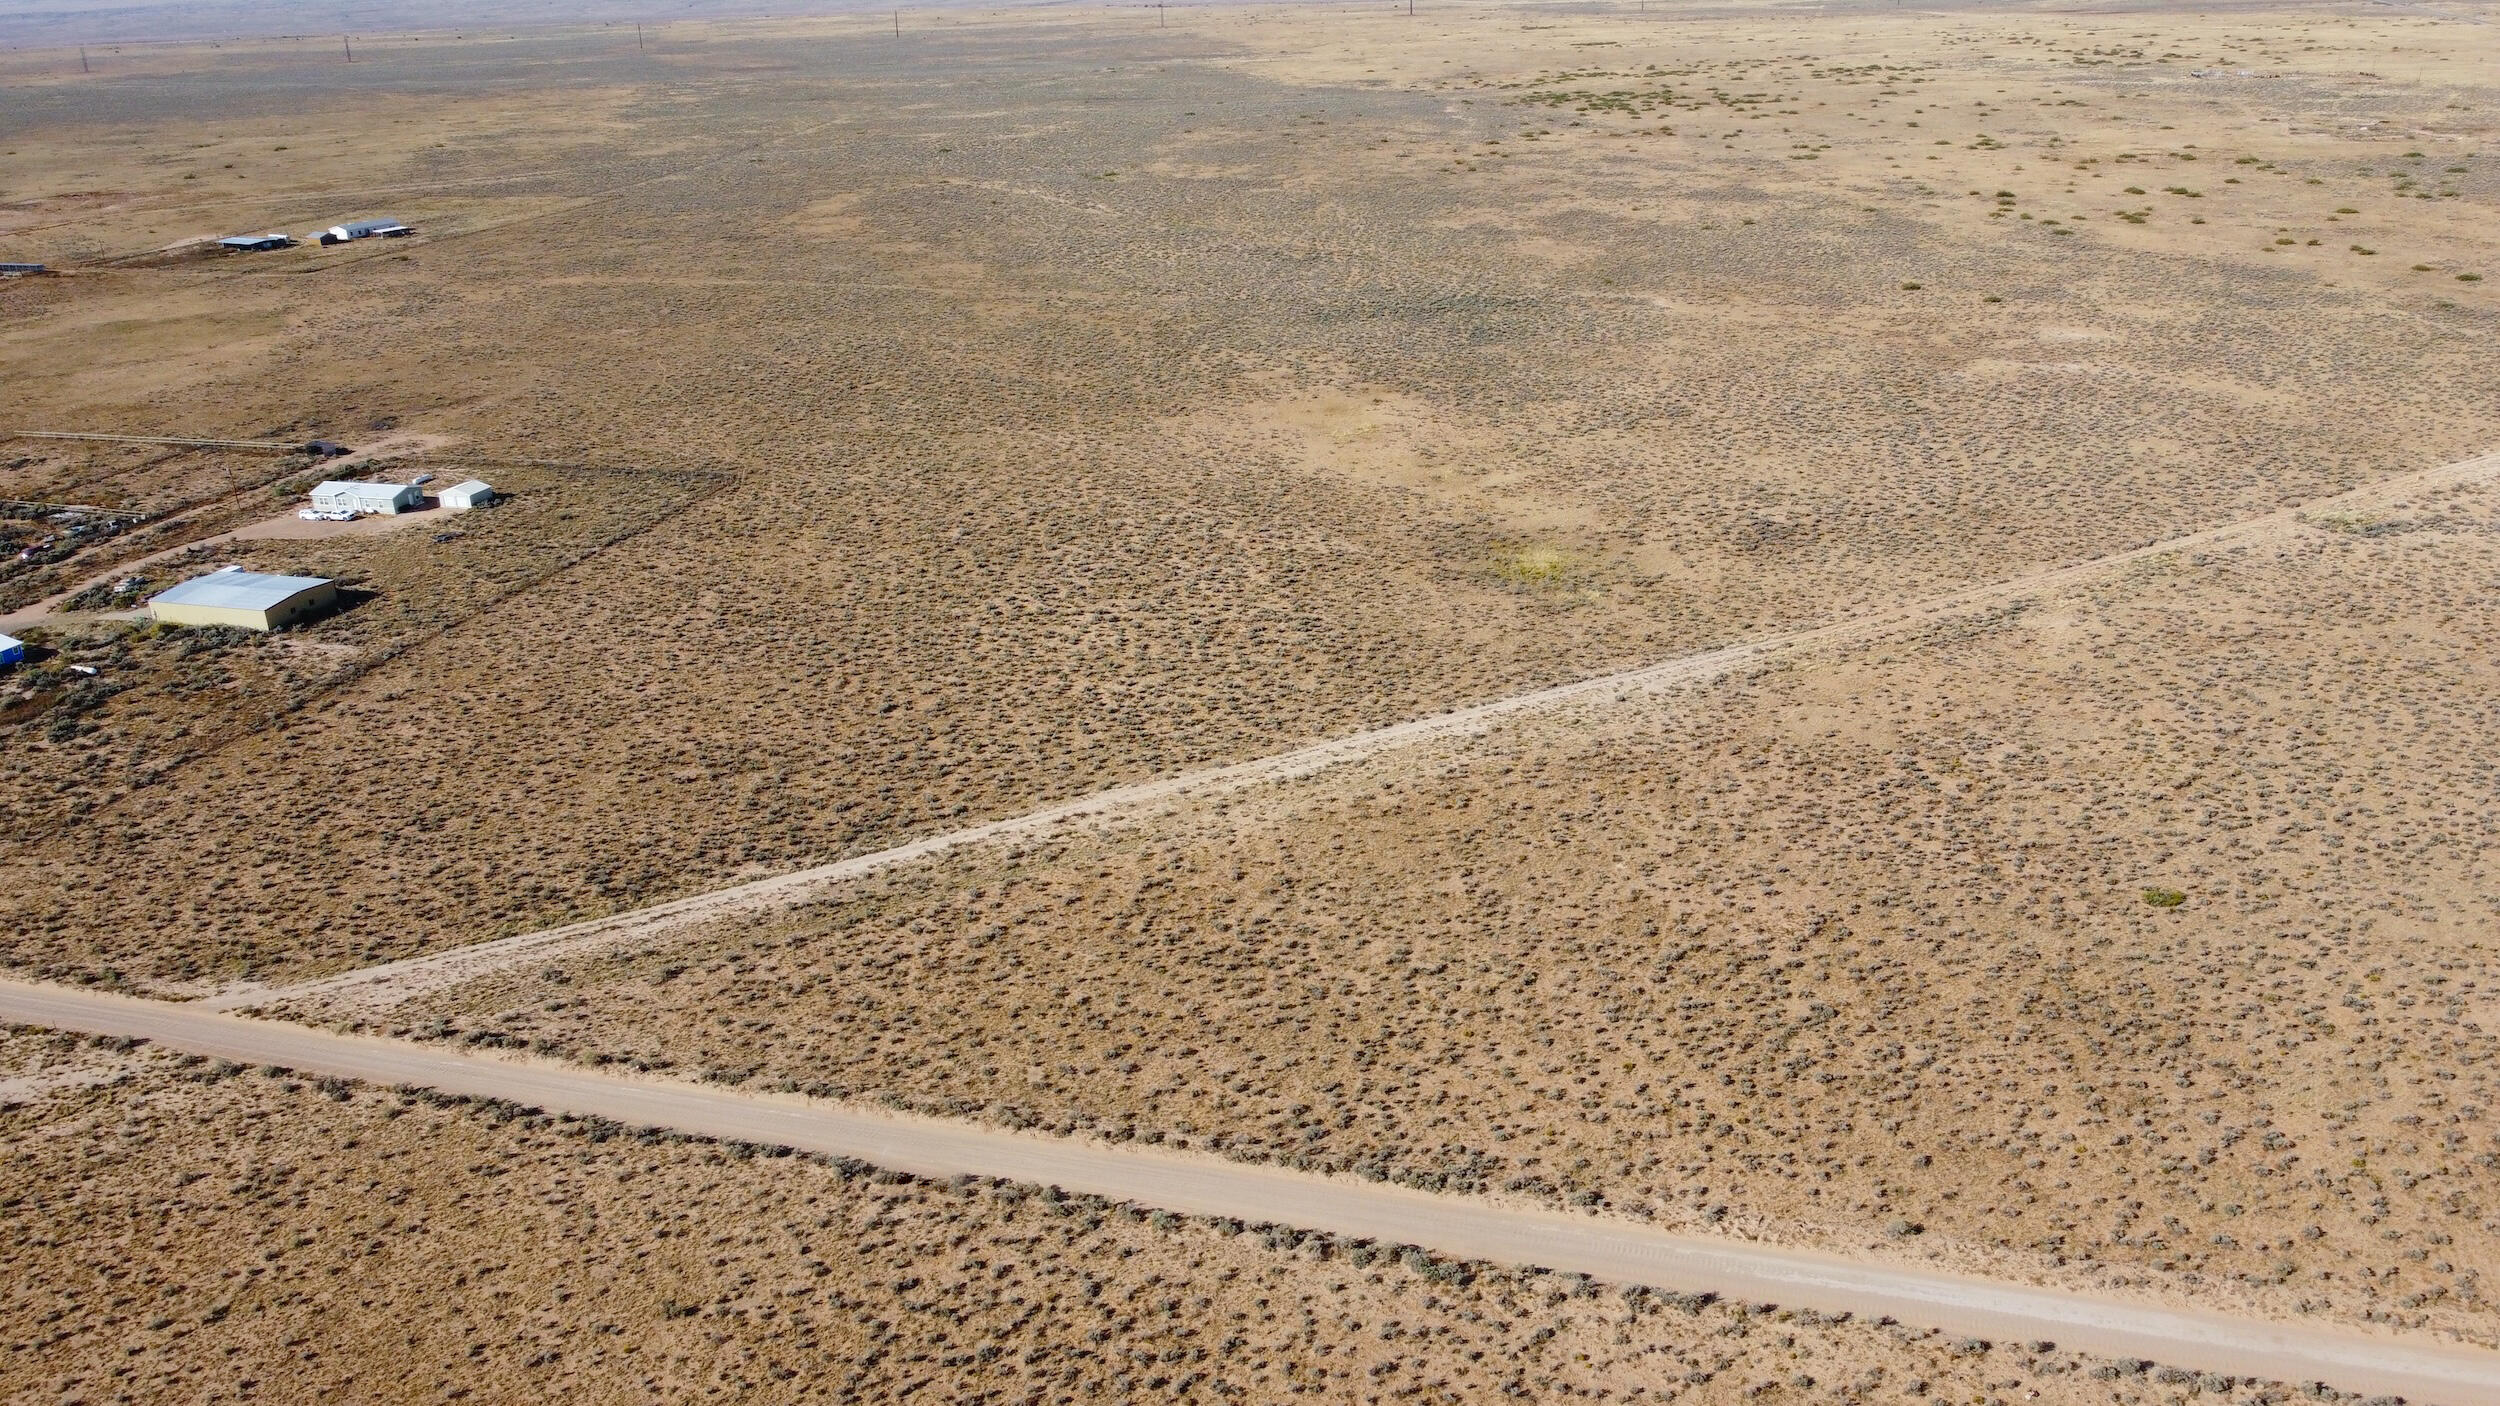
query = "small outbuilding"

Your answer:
(439, 479), (497, 511)
(310, 479), (421, 516)
(149, 567), (338, 632)
(0, 633), (23, 668)
(218, 233), (293, 252)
